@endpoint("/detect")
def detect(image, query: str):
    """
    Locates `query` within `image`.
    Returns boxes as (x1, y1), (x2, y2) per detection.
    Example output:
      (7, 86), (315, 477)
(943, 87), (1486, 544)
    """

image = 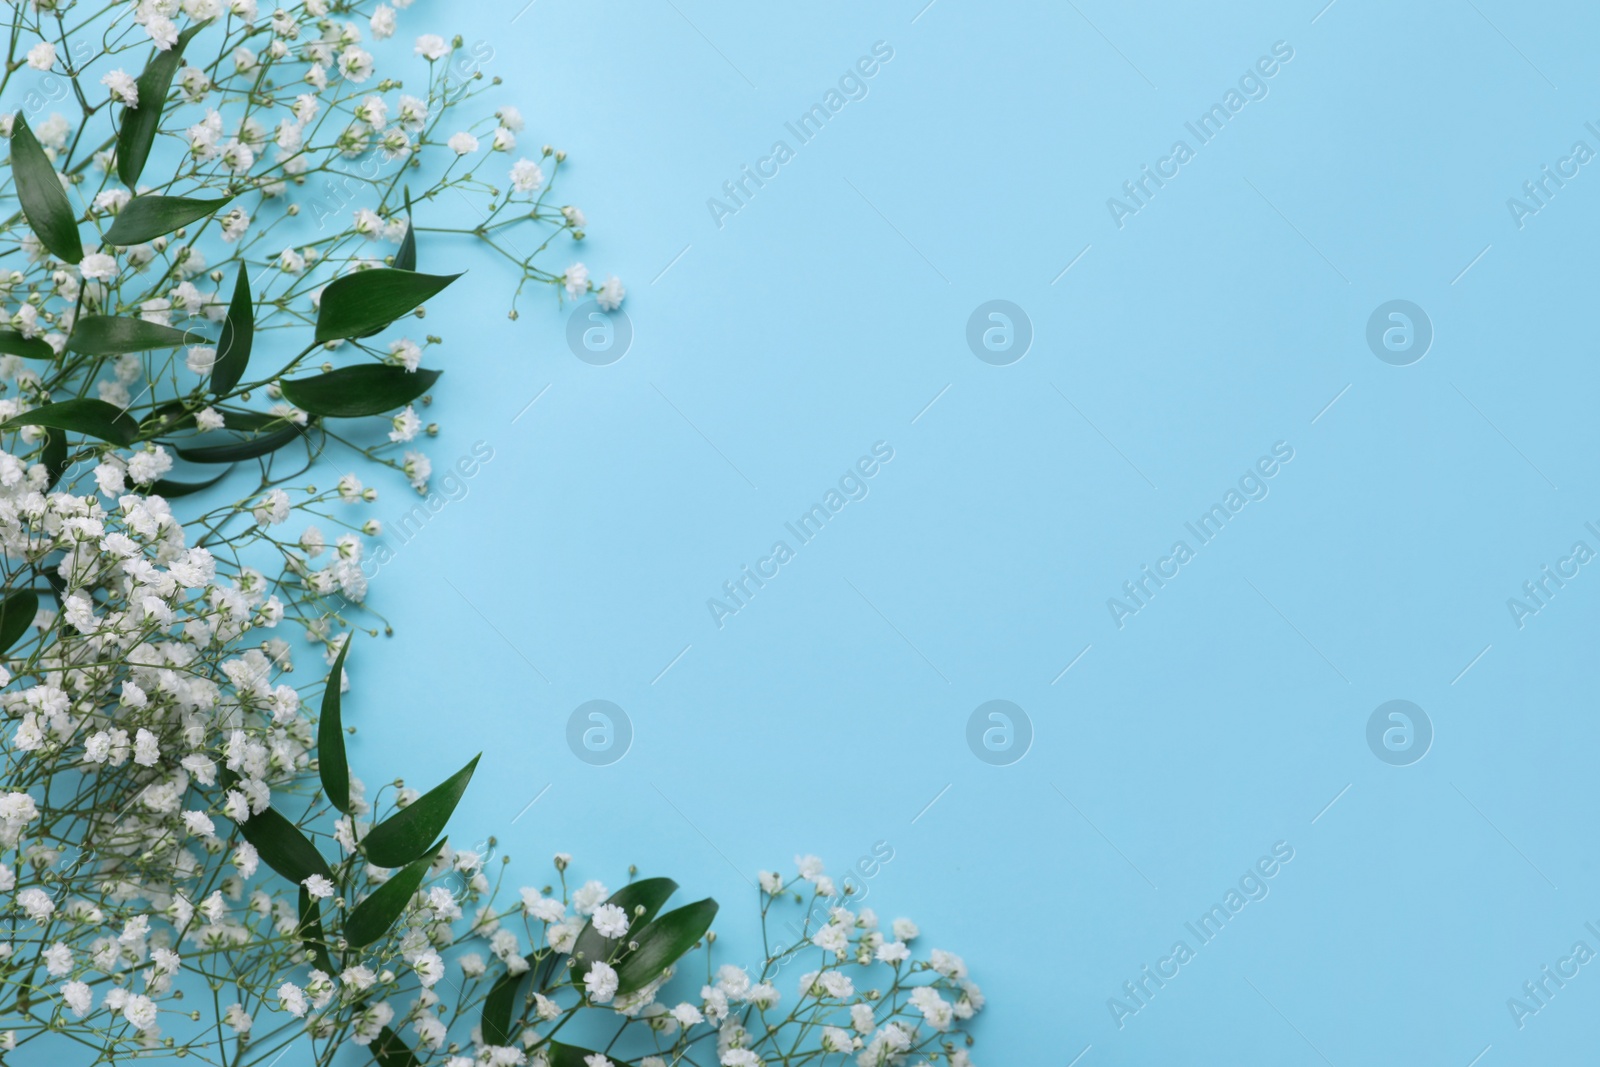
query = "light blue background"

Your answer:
(352, 1), (1600, 1062)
